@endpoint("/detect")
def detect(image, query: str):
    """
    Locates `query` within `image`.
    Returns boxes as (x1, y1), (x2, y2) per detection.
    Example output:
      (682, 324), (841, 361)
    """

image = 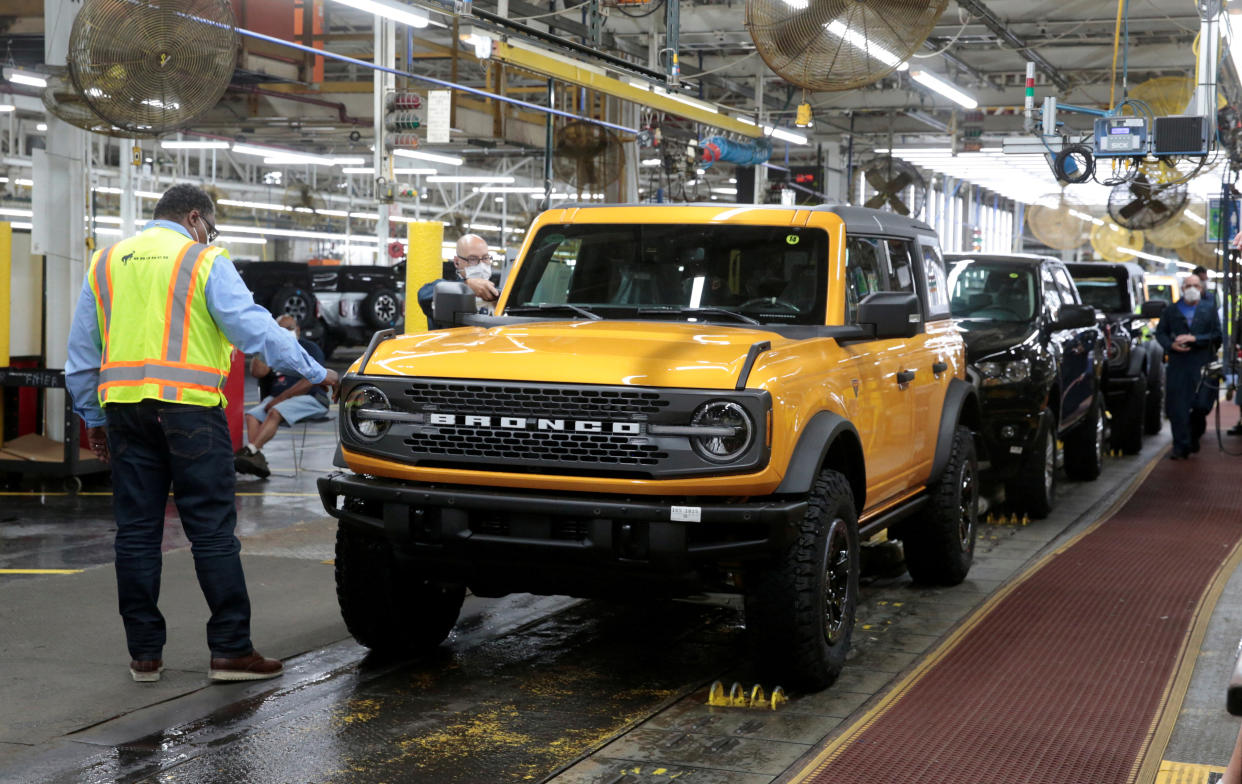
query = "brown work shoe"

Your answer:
(130, 659), (163, 682)
(208, 650), (283, 682)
